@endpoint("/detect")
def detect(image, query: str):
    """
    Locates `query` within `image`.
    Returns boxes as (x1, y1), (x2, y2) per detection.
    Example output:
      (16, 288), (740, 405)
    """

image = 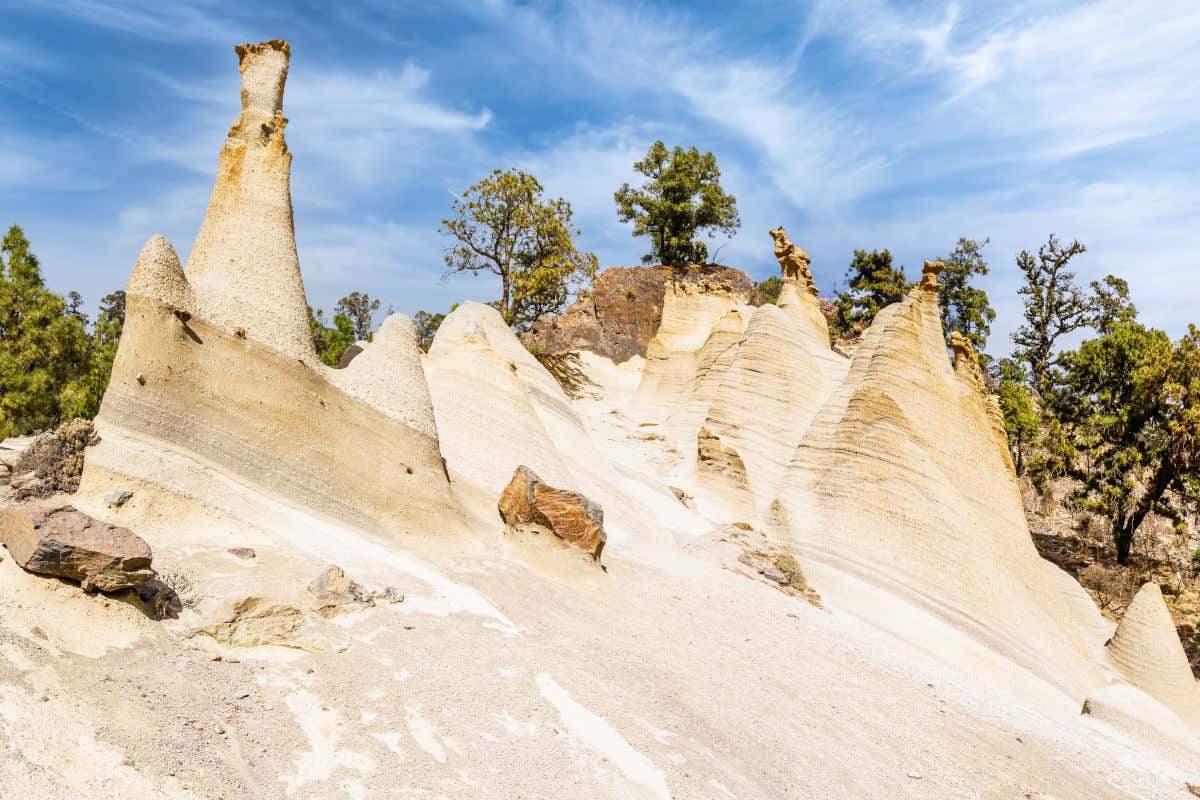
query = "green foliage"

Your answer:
(614, 141), (740, 267)
(0, 225), (106, 436)
(995, 359), (1038, 475)
(937, 237), (995, 358)
(755, 275), (783, 305)
(1090, 274), (1137, 335)
(414, 305), (457, 353)
(307, 306), (357, 367)
(334, 292), (380, 341)
(441, 168), (598, 331)
(1011, 234), (1091, 393)
(1047, 322), (1200, 563)
(831, 249), (910, 335)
